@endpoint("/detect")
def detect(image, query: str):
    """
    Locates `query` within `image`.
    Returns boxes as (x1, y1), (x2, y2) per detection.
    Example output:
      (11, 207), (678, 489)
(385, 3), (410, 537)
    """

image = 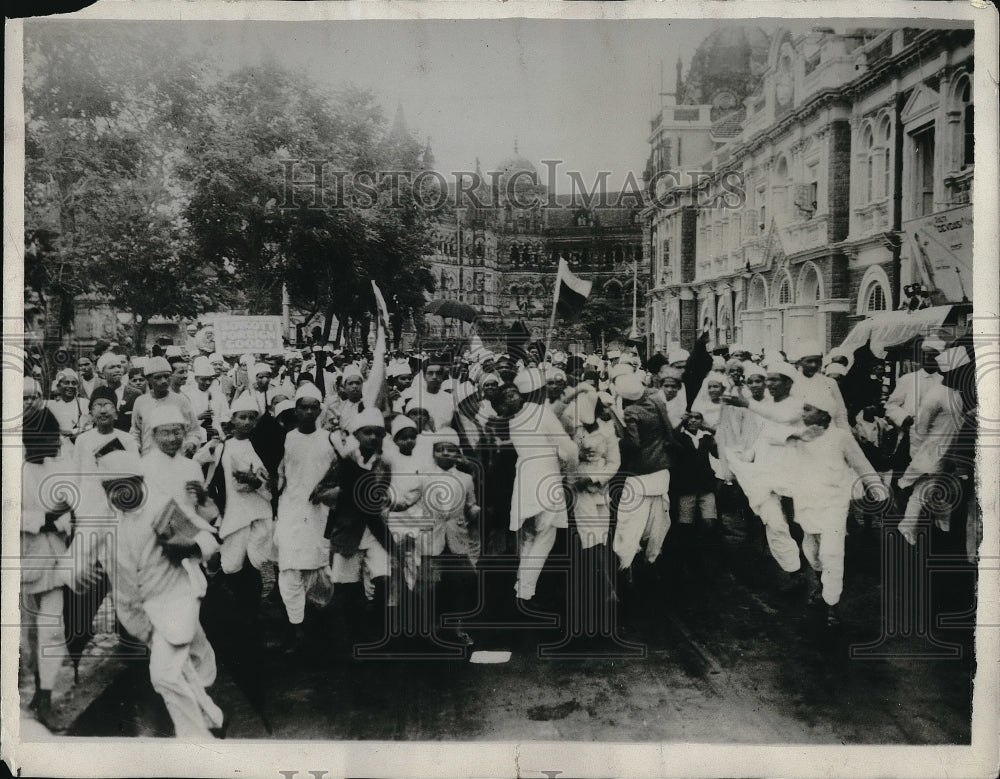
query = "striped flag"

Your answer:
(554, 258), (592, 319)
